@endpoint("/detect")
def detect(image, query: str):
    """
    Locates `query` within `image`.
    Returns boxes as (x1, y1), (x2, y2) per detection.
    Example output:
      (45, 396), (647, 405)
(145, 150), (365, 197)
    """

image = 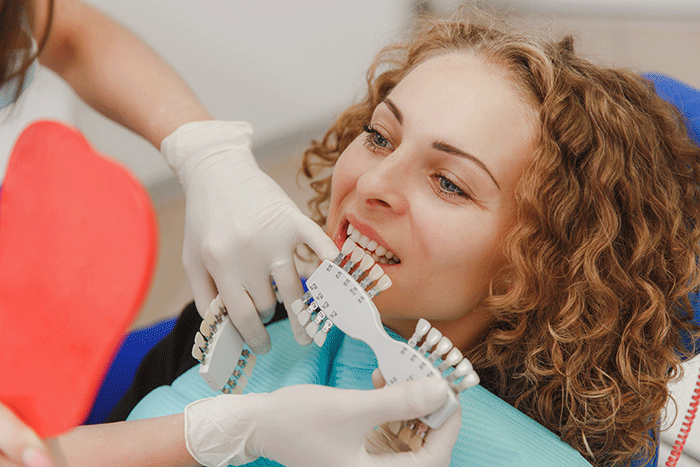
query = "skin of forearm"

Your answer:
(56, 414), (199, 467)
(34, 0), (213, 148)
